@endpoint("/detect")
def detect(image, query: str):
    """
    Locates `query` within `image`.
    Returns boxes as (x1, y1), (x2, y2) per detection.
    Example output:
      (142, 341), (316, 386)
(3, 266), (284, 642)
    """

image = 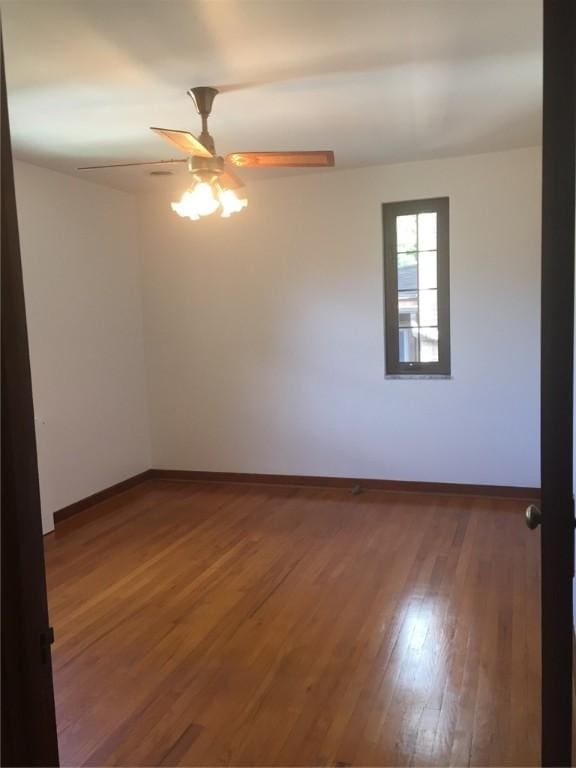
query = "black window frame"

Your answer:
(382, 196), (451, 376)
